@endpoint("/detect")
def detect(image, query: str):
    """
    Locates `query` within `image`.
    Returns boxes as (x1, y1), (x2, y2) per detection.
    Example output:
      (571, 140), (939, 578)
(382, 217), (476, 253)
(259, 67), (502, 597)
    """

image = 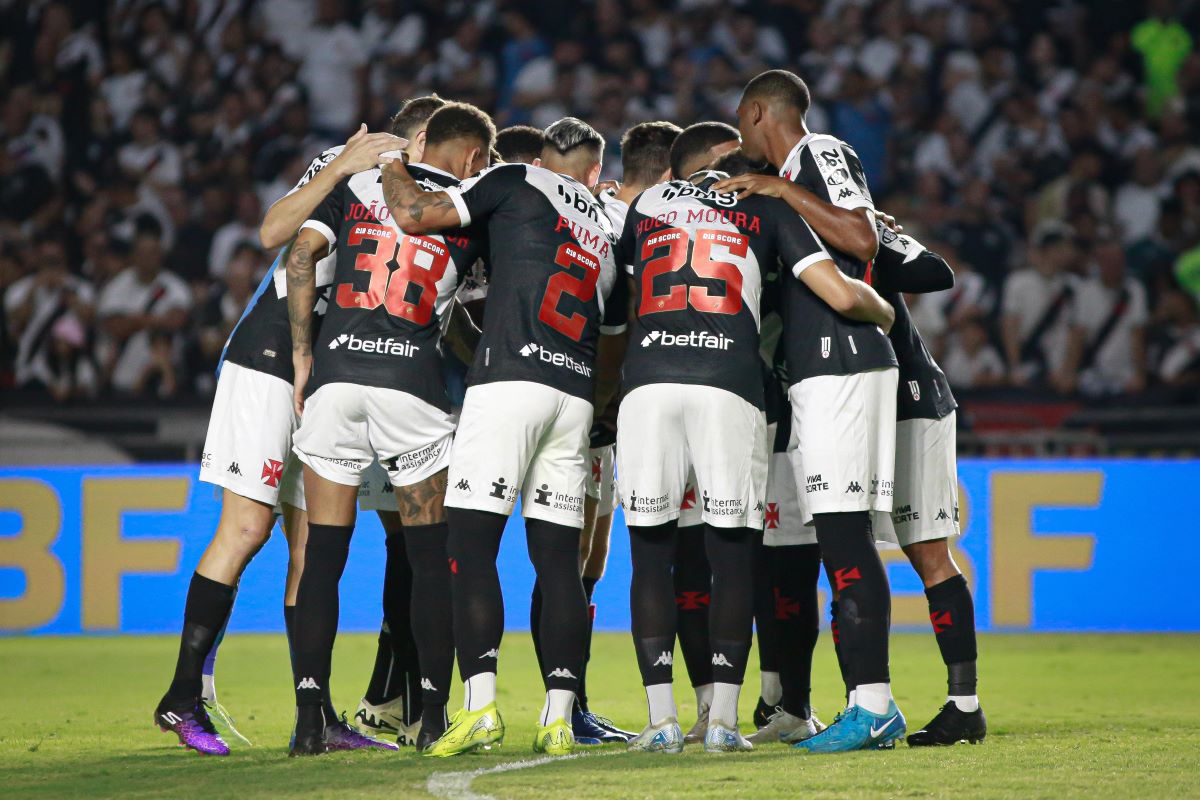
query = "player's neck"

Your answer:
(616, 183), (651, 204)
(417, 147), (465, 180)
(766, 121), (810, 170)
